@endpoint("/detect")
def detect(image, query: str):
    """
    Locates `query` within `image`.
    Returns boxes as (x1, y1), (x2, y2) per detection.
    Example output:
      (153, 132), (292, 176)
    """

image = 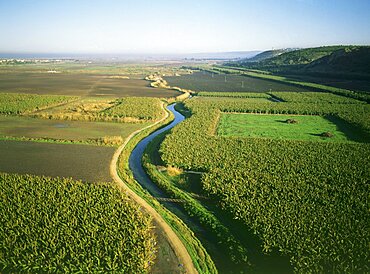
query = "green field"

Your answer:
(160, 97), (370, 272)
(0, 116), (148, 145)
(218, 113), (357, 142)
(0, 93), (76, 114)
(0, 173), (155, 273)
(165, 71), (315, 92)
(0, 73), (180, 97)
(0, 140), (115, 182)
